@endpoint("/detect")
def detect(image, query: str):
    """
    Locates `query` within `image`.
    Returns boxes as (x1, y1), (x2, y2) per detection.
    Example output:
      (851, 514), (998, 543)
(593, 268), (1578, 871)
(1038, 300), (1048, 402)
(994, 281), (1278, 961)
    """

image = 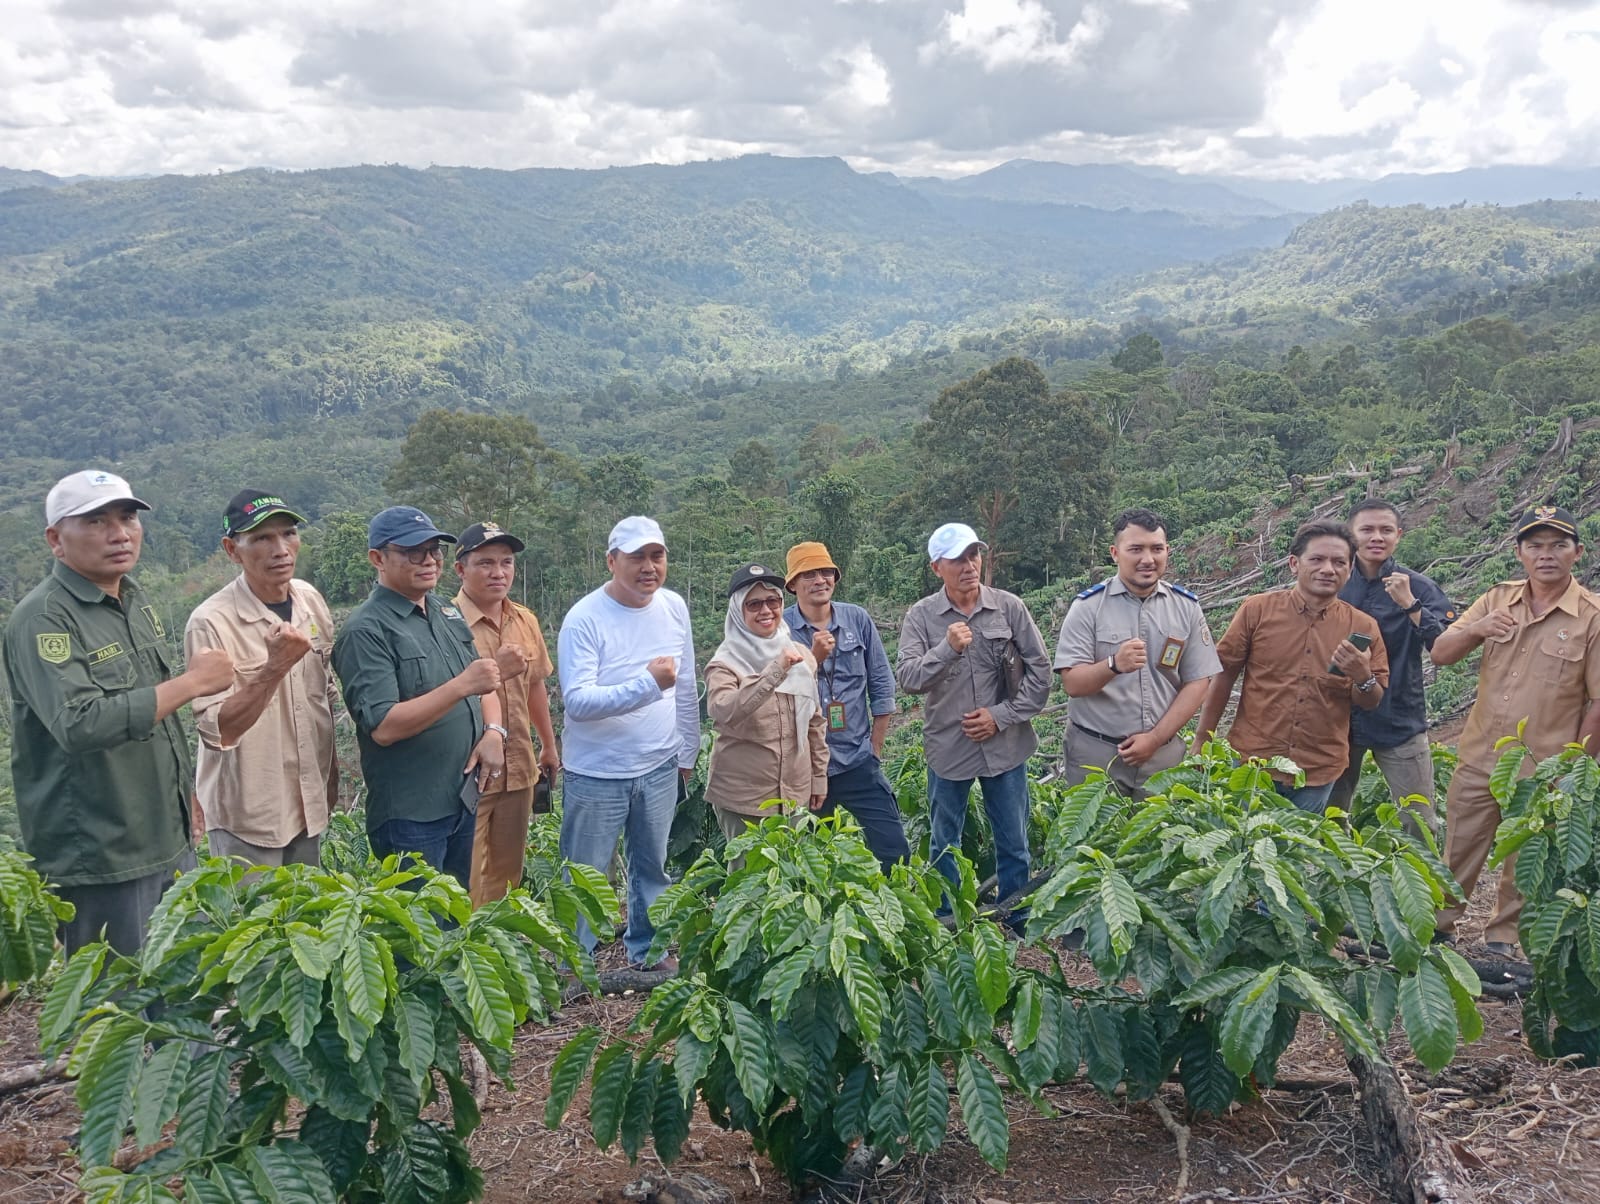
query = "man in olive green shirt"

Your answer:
(4, 470), (235, 955)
